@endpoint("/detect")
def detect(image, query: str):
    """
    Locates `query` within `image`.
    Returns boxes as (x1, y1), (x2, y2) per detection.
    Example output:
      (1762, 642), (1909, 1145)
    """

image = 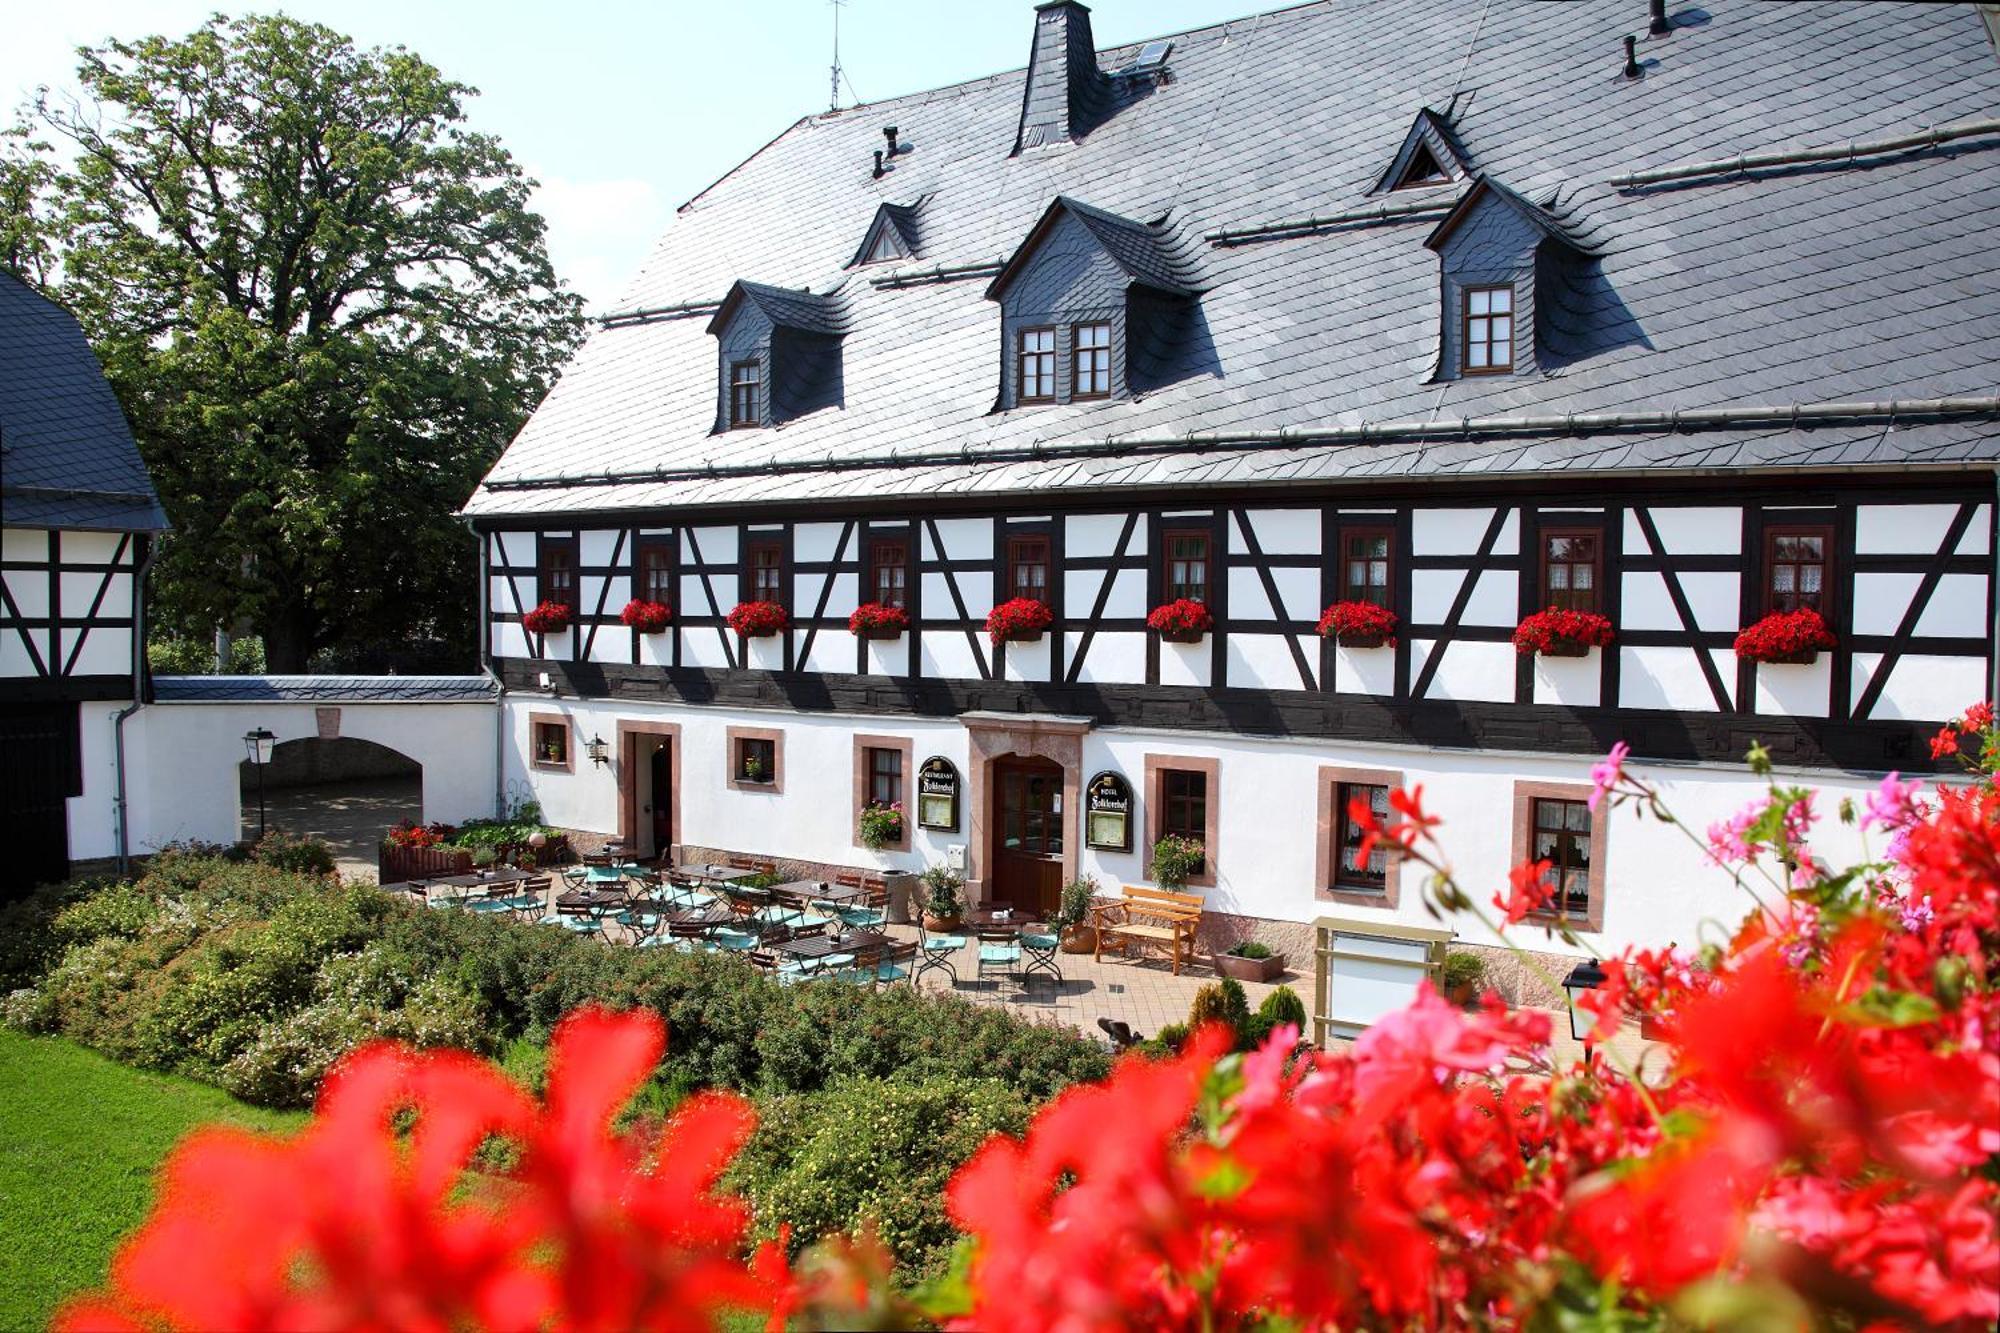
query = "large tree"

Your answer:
(30, 15), (583, 670)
